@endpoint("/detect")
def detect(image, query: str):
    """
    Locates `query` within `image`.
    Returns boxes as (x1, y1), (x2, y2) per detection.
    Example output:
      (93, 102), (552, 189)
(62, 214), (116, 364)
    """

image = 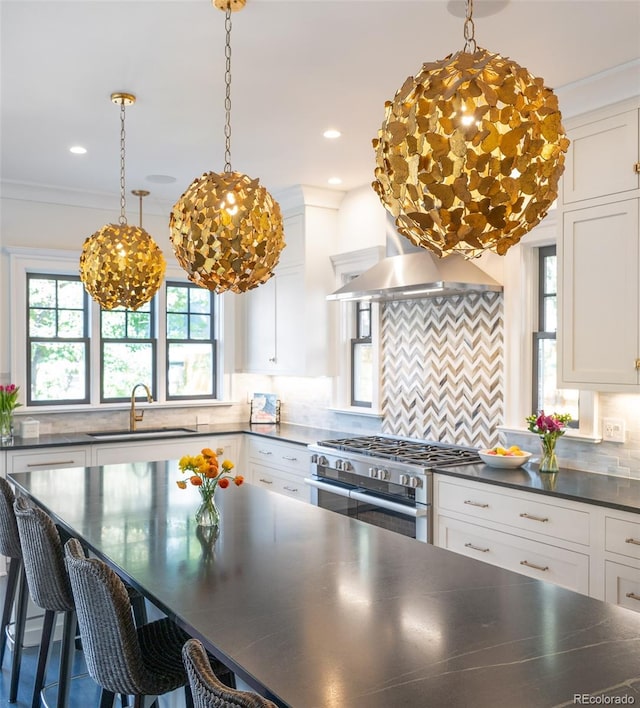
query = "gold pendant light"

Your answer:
(372, 0), (570, 258)
(79, 93), (166, 310)
(170, 0), (285, 294)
